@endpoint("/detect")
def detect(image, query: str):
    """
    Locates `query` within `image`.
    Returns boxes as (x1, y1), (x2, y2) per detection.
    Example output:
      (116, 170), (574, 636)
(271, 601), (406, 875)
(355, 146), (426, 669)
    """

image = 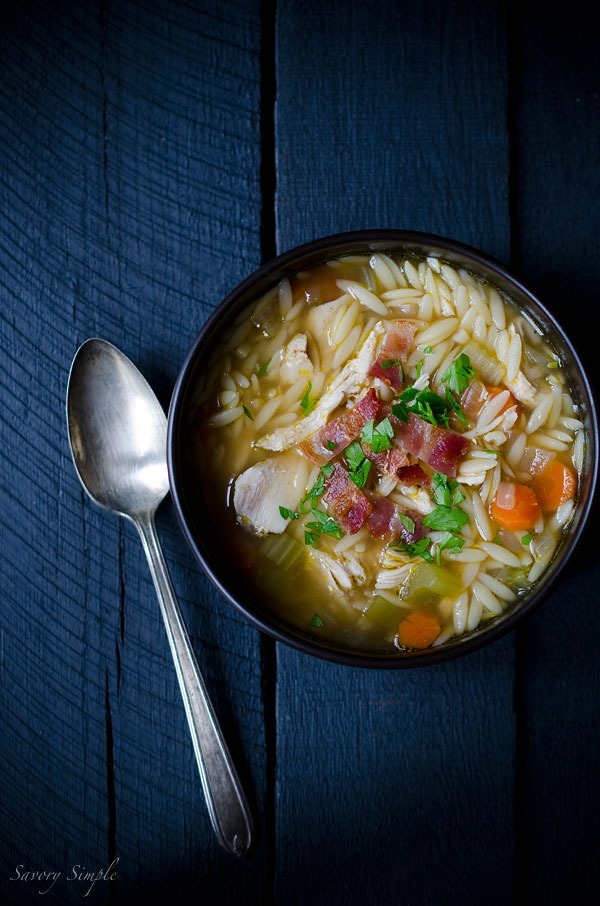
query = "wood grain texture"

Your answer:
(0, 1), (267, 903)
(274, 2), (515, 904)
(509, 2), (600, 901)
(1, 0), (599, 903)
